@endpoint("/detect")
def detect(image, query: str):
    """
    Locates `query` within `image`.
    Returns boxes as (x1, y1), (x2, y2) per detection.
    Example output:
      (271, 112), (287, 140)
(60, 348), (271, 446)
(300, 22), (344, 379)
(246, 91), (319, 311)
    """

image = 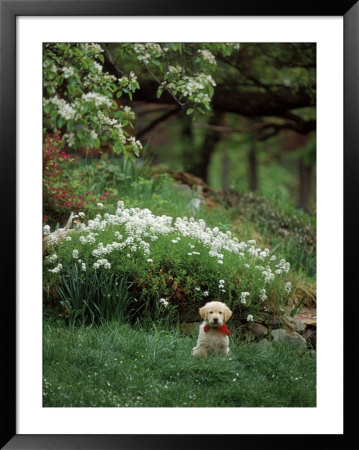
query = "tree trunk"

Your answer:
(188, 113), (223, 182)
(297, 157), (312, 212)
(221, 146), (230, 190)
(248, 144), (258, 191)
